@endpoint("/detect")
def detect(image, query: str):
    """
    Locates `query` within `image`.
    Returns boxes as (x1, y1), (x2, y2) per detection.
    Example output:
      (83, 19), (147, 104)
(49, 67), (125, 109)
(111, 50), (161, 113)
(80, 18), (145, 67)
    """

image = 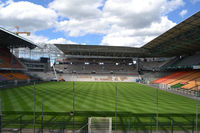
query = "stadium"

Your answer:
(0, 8), (200, 133)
